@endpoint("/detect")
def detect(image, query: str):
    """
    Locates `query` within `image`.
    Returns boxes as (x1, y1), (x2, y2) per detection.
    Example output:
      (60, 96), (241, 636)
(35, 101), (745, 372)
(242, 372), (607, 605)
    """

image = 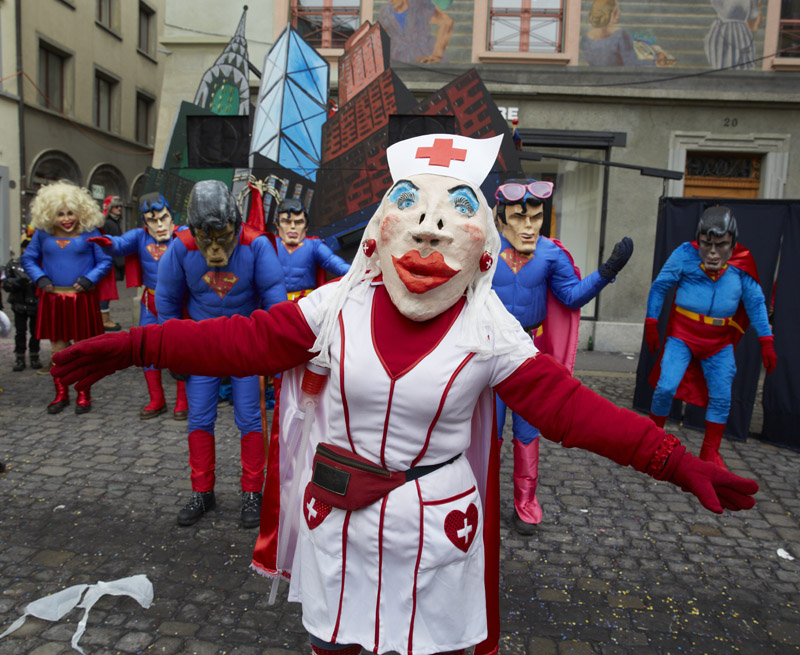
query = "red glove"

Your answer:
(644, 317), (660, 354)
(87, 235), (113, 248)
(759, 335), (777, 374)
(52, 330), (140, 390)
(665, 446), (758, 513)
